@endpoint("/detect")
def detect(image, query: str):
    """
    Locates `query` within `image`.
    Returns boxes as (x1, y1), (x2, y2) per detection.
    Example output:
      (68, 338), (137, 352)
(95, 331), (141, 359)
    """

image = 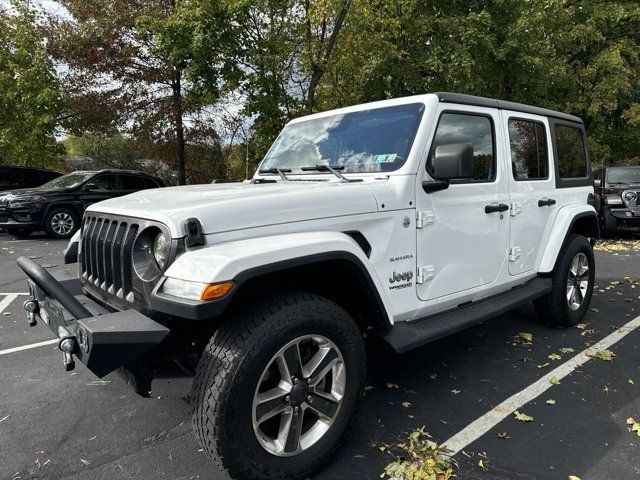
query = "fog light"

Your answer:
(626, 211), (633, 217)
